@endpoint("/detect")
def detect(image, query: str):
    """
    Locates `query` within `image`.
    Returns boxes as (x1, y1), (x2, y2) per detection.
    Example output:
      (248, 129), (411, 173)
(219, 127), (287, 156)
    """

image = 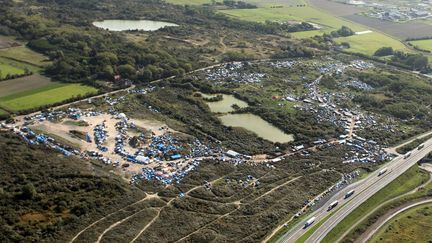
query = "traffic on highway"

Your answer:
(278, 136), (432, 243)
